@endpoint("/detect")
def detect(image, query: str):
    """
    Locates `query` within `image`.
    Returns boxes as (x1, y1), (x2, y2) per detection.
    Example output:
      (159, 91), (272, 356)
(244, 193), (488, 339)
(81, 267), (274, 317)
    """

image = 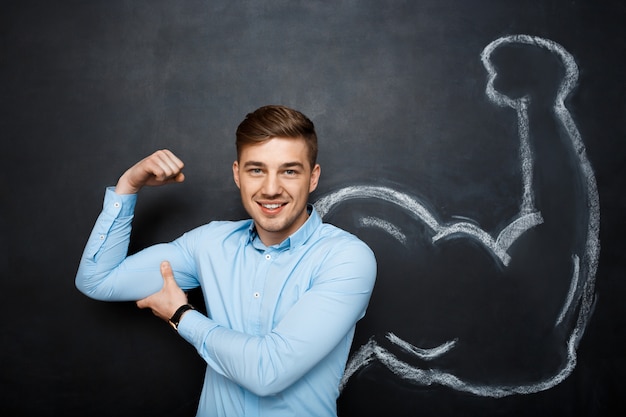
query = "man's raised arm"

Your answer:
(75, 150), (190, 301)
